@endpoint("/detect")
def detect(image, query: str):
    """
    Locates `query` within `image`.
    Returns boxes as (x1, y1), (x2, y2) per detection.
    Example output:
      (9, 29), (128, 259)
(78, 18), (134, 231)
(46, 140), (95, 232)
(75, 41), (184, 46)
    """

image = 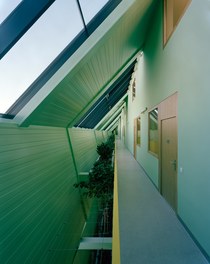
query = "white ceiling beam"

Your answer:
(95, 94), (127, 129)
(100, 104), (125, 130)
